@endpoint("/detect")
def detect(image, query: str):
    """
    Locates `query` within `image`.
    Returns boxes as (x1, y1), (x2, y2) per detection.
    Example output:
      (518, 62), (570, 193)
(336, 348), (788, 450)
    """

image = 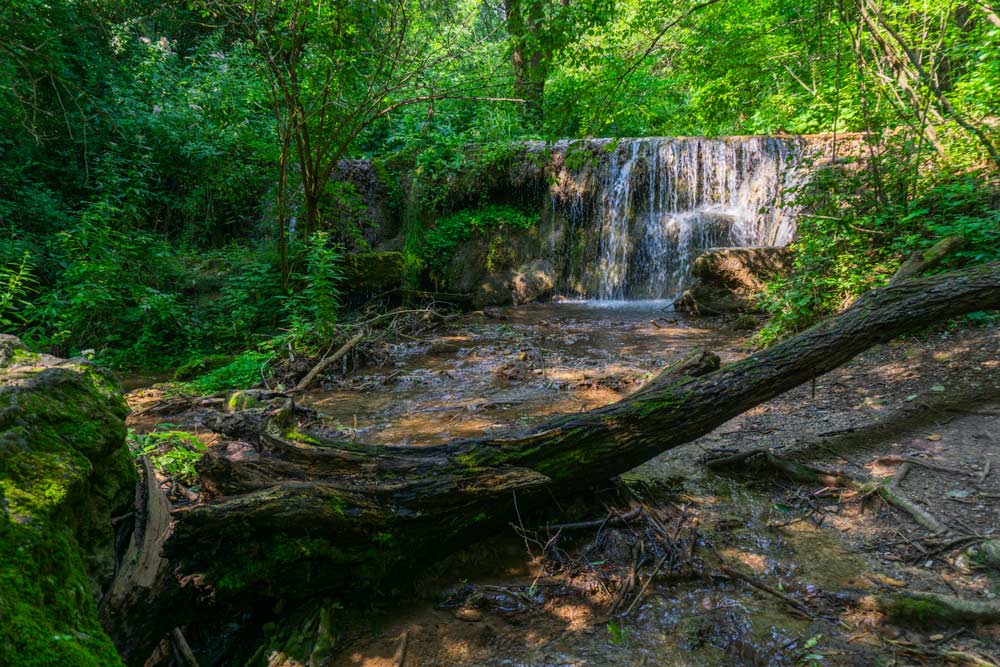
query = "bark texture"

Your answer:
(108, 261), (1000, 665)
